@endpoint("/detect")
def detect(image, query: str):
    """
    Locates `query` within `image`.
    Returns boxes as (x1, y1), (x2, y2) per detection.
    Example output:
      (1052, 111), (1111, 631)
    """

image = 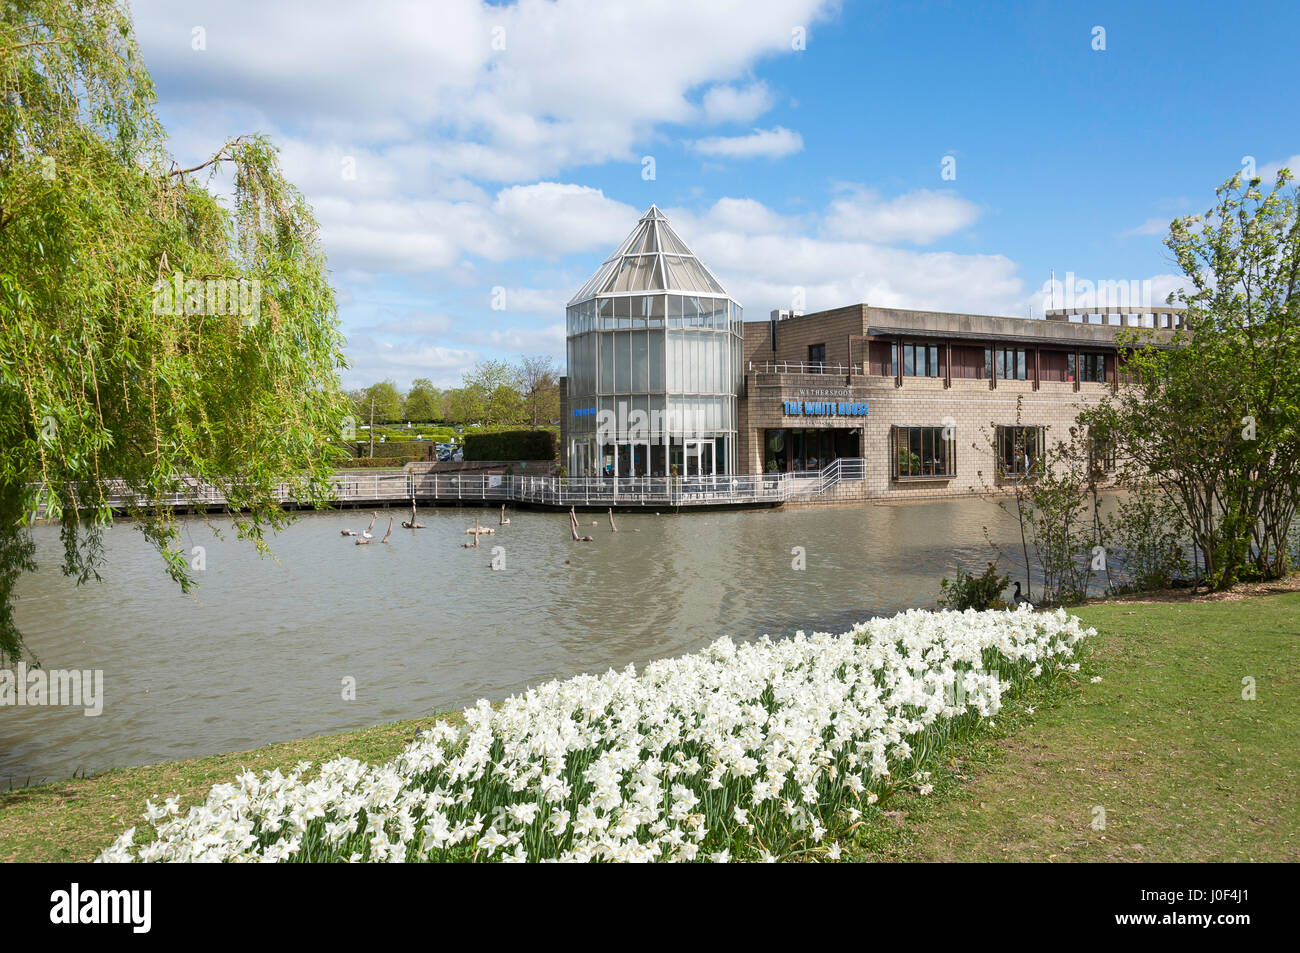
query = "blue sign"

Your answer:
(571, 407), (597, 417)
(783, 399), (869, 416)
